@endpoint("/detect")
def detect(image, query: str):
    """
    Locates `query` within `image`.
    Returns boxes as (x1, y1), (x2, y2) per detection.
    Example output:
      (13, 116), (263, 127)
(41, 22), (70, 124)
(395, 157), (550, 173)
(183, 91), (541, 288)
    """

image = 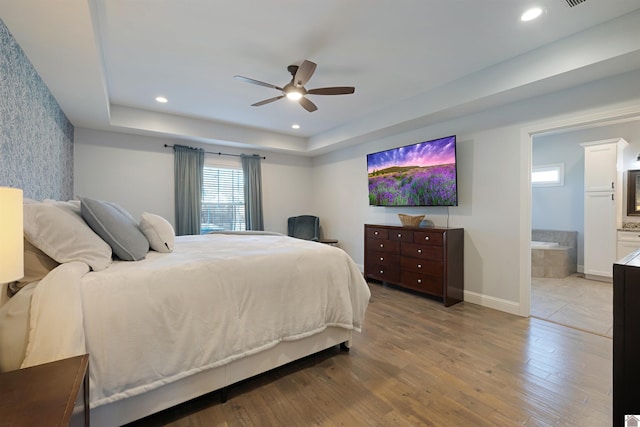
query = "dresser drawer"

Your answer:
(400, 257), (442, 276)
(413, 231), (443, 246)
(366, 227), (389, 240)
(388, 229), (413, 242)
(401, 242), (443, 261)
(367, 238), (399, 253)
(400, 271), (443, 296)
(365, 262), (400, 282)
(367, 251), (399, 267)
